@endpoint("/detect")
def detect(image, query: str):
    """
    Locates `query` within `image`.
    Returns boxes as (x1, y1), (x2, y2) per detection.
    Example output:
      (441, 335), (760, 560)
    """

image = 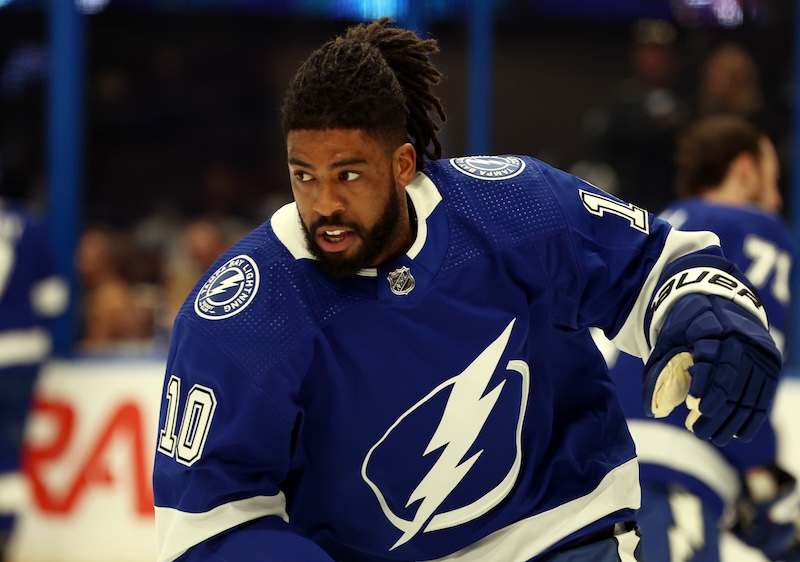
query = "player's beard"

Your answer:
(302, 179), (404, 280)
